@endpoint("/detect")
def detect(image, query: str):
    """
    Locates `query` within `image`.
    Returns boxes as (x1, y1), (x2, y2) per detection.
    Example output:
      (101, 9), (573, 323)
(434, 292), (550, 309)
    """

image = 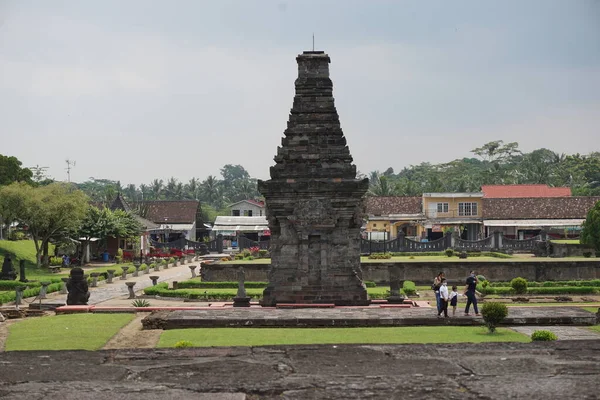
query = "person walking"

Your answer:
(438, 278), (449, 318)
(464, 270), (479, 316)
(432, 271), (444, 314)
